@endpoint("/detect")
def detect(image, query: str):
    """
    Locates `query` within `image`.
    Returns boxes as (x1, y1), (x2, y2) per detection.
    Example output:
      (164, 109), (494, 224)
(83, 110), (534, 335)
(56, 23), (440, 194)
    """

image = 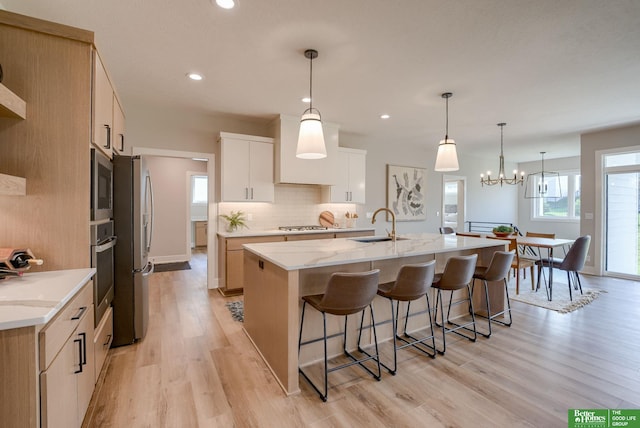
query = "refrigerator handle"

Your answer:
(146, 174), (154, 252)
